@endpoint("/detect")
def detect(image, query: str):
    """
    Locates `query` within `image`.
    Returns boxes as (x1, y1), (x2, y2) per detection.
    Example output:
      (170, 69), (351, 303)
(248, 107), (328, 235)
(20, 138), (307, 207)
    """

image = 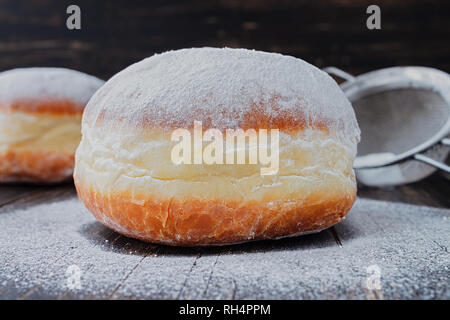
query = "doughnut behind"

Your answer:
(0, 68), (104, 183)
